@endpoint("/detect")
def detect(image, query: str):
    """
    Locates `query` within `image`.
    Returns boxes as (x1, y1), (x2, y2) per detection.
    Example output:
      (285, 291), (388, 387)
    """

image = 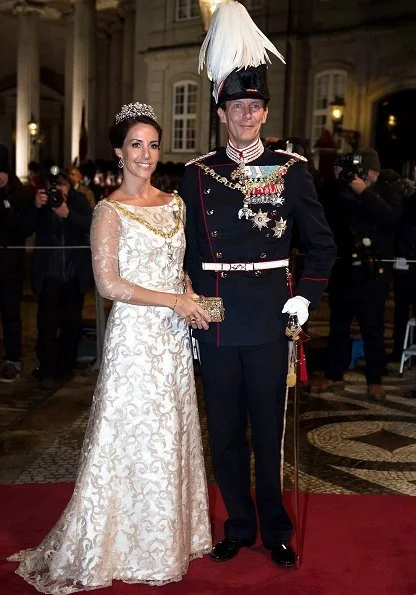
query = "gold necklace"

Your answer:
(107, 194), (182, 267)
(107, 194), (182, 238)
(197, 163), (243, 190)
(196, 158), (298, 193)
